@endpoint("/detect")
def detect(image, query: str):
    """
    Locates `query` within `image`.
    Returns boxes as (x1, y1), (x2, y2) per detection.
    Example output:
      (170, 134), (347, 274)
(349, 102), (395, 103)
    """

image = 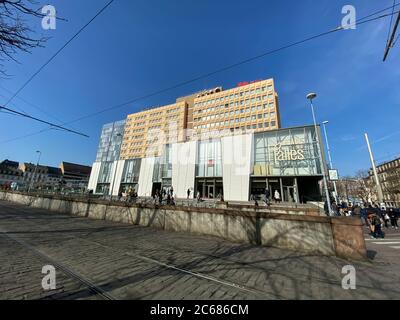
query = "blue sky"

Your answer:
(0, 0), (399, 176)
